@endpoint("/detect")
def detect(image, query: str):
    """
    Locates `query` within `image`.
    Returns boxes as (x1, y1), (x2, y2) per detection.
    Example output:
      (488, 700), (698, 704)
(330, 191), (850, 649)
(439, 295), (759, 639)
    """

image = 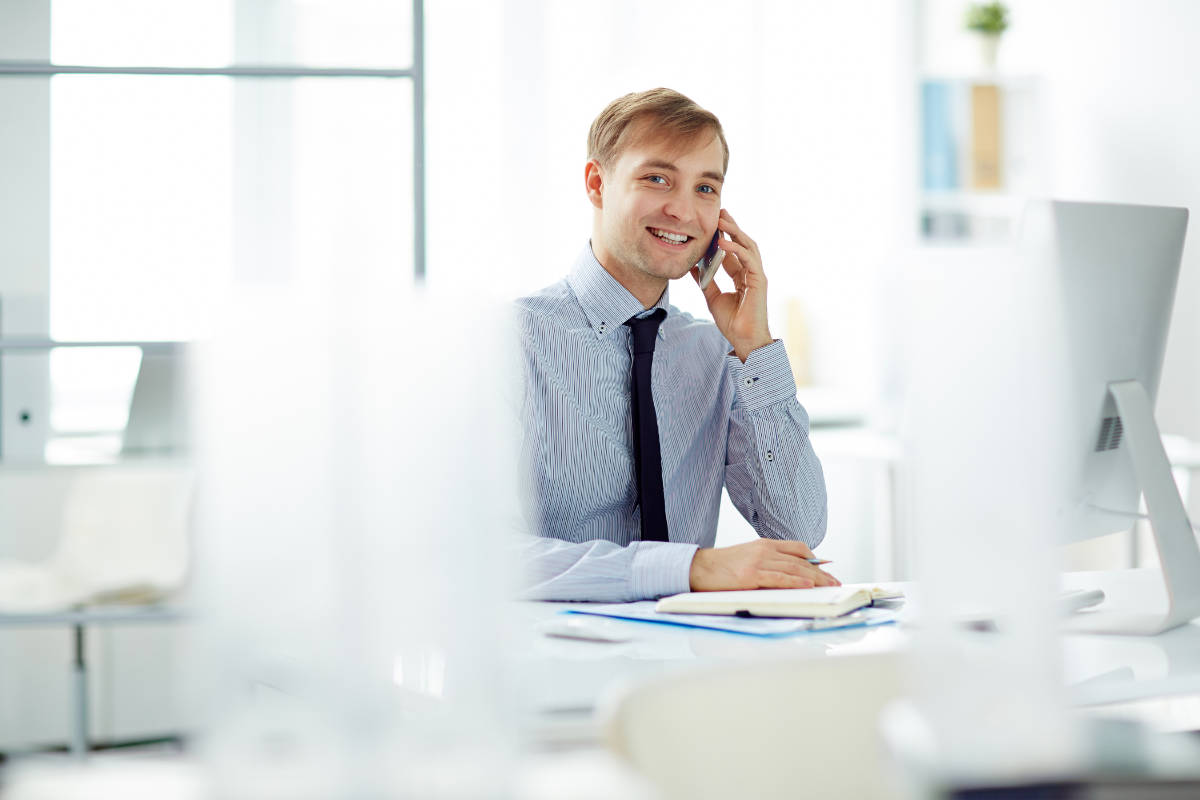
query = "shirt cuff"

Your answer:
(629, 541), (699, 600)
(726, 340), (798, 413)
